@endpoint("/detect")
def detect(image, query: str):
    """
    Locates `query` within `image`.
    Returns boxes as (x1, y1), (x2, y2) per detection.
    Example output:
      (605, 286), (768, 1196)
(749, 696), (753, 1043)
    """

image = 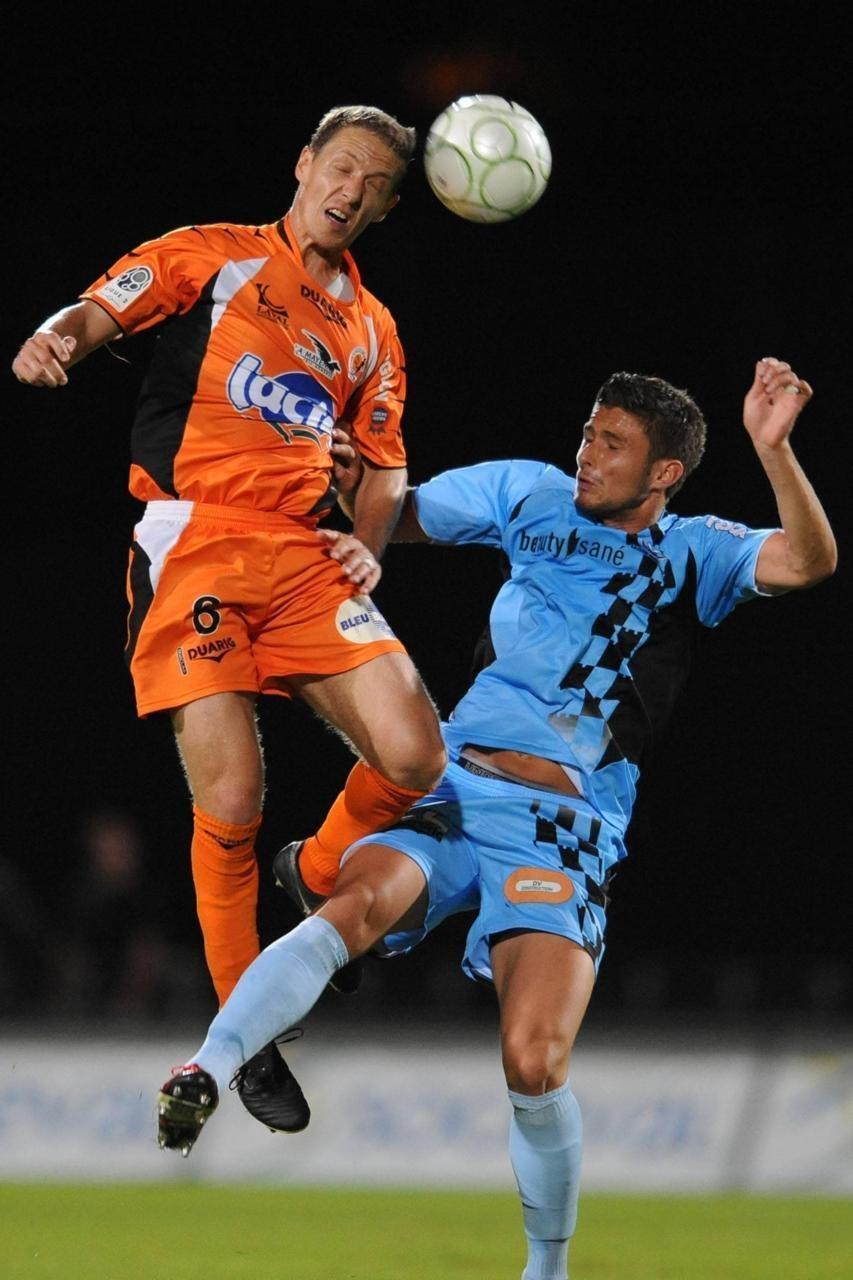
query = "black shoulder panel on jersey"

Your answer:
(129, 273), (219, 496)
